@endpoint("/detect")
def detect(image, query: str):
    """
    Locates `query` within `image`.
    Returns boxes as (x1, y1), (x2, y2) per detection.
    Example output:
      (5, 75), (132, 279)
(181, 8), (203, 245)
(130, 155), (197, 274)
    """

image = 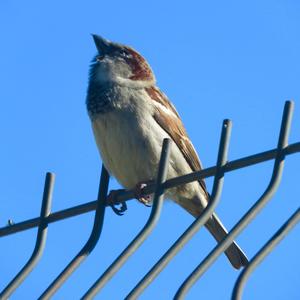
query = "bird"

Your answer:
(86, 34), (248, 269)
